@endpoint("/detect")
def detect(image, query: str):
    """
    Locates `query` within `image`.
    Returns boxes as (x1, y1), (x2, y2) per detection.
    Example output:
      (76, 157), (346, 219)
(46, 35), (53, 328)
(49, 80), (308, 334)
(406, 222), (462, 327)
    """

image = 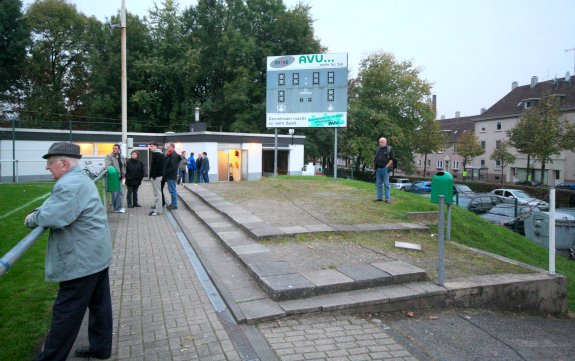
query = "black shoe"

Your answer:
(374, 199), (382, 202)
(75, 346), (110, 359)
(127, 205), (134, 208)
(134, 204), (141, 207)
